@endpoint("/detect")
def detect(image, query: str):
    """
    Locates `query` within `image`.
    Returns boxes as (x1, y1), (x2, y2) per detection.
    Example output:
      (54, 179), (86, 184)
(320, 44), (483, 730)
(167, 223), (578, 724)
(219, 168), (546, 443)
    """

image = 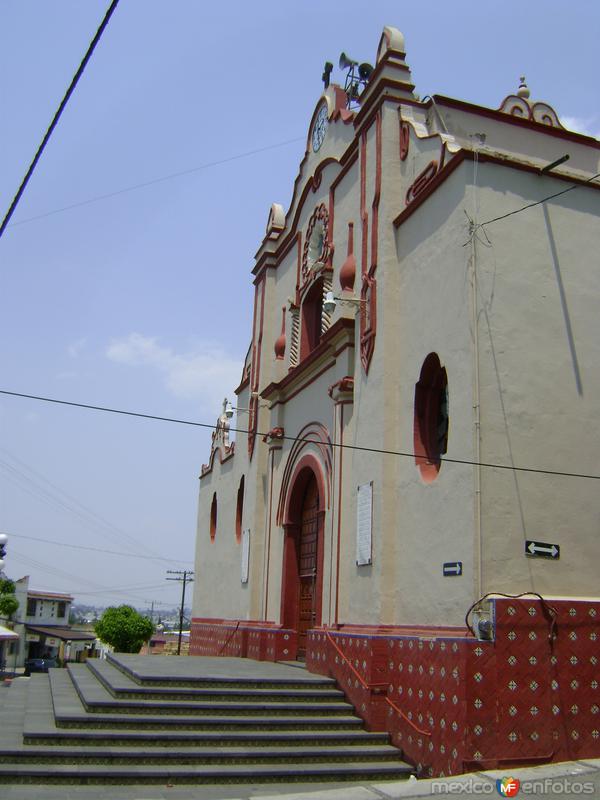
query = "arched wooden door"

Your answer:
(297, 474), (319, 656)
